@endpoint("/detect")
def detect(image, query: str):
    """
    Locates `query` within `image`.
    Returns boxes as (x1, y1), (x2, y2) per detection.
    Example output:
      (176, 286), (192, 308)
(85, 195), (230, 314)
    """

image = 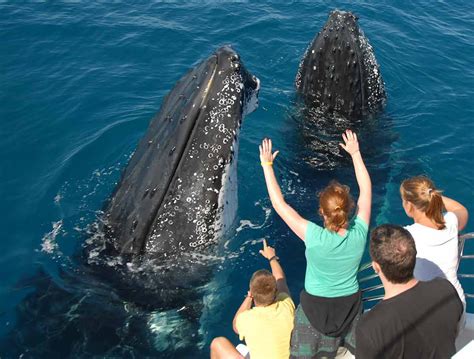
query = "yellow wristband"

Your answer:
(261, 162), (273, 166)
